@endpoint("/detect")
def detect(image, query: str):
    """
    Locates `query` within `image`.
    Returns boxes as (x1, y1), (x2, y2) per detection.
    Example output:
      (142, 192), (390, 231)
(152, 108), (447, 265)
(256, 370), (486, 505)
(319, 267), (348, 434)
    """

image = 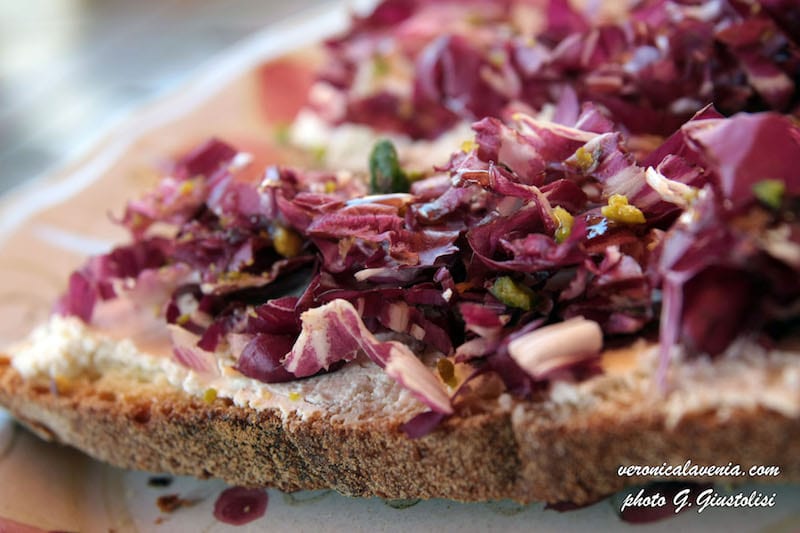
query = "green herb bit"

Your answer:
(373, 54), (391, 78)
(406, 169), (425, 183)
(753, 179), (785, 209)
(369, 139), (409, 194)
(273, 122), (291, 145)
(491, 276), (535, 311)
(311, 145), (327, 165)
(488, 49), (505, 67)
